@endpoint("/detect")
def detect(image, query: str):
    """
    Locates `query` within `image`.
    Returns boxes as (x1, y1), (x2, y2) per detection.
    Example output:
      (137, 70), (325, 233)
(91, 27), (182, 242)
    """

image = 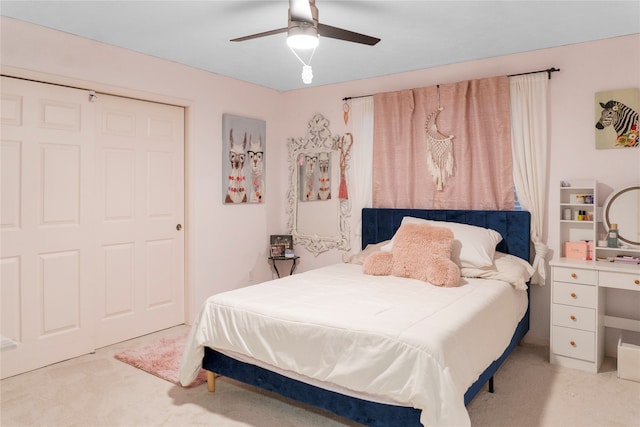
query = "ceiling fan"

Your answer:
(230, 0), (381, 47)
